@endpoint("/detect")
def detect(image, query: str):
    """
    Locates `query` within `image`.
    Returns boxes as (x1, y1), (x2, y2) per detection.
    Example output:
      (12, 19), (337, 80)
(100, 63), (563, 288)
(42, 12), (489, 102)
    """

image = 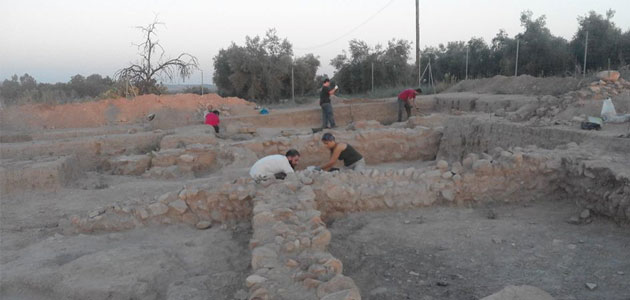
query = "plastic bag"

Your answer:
(601, 98), (617, 119)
